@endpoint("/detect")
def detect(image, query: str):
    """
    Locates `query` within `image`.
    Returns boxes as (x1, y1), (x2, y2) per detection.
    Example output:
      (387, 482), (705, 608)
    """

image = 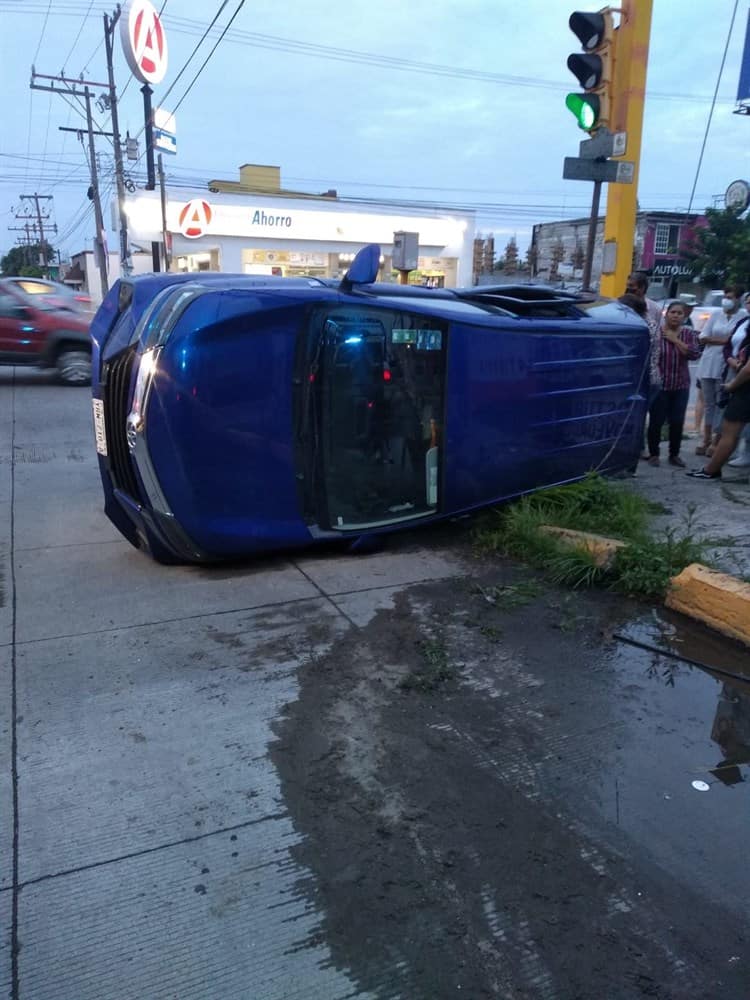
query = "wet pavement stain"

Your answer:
(271, 569), (749, 999)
